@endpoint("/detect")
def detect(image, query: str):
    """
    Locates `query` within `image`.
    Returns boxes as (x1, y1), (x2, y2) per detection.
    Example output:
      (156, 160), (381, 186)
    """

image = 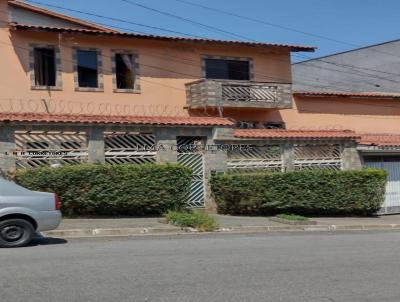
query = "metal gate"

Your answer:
(177, 137), (206, 208)
(364, 156), (400, 214)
